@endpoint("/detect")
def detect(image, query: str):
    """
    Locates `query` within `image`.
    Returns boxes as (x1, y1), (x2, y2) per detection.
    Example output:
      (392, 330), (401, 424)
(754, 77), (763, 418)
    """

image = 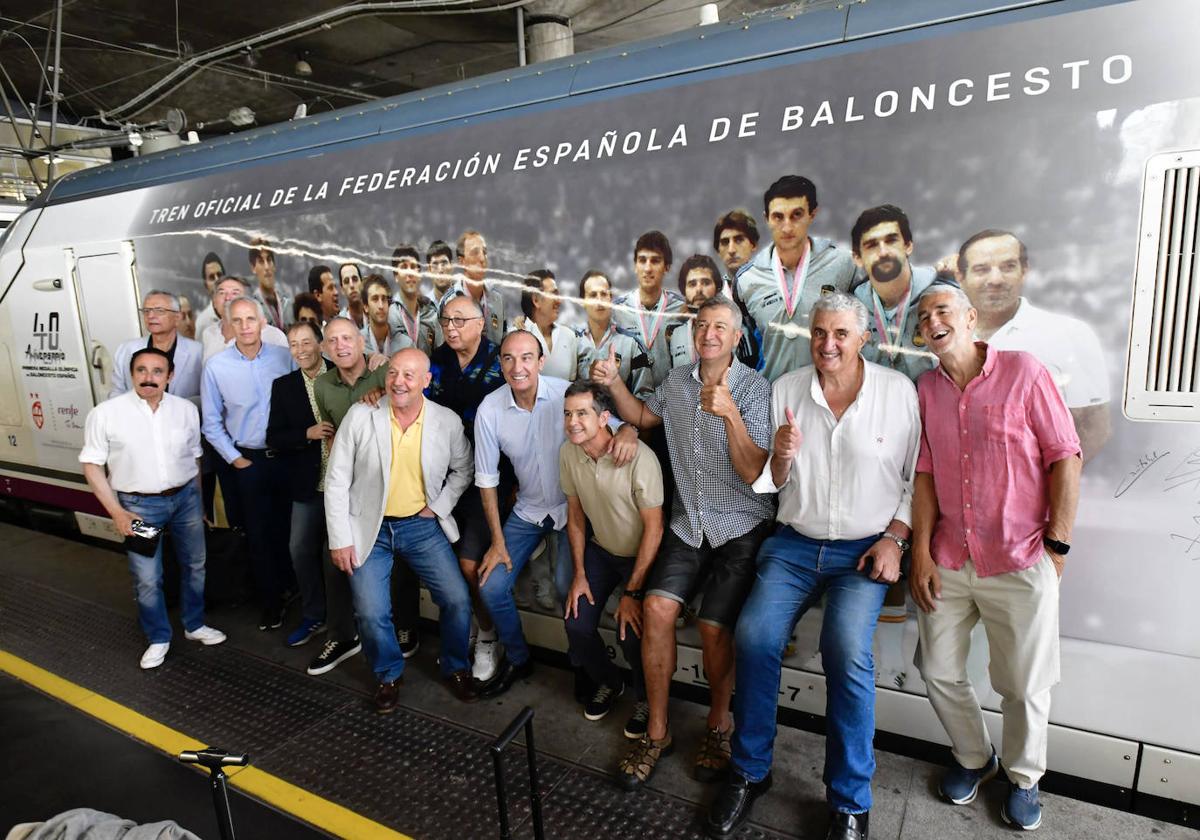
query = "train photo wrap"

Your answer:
(2, 0), (1198, 797)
